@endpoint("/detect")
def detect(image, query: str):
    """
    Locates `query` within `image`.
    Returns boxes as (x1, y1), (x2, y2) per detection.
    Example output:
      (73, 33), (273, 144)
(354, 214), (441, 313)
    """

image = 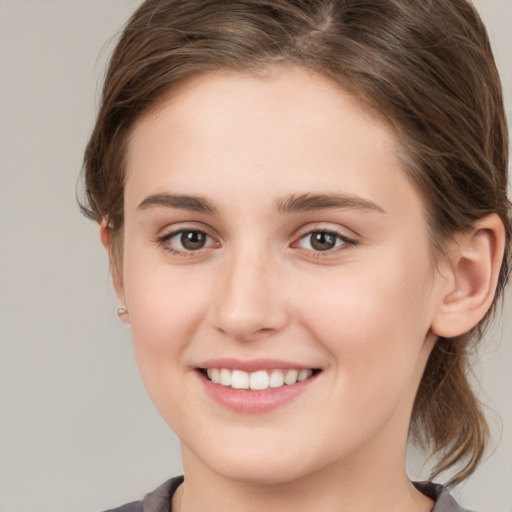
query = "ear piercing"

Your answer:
(117, 307), (129, 317)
